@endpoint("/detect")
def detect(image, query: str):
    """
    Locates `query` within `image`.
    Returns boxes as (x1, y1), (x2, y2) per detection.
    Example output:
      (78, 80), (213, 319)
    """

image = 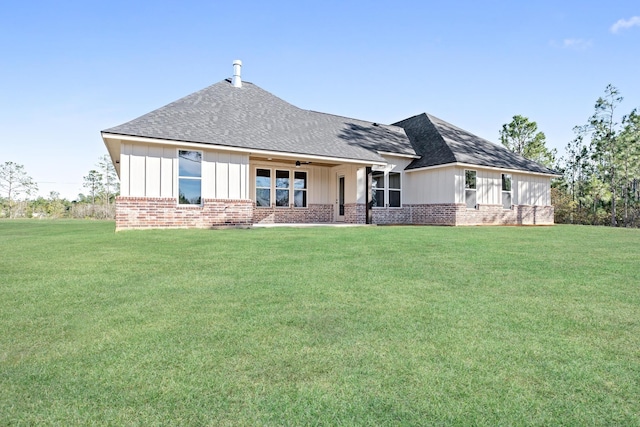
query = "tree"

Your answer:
(618, 109), (640, 226)
(97, 155), (119, 207)
(500, 115), (556, 167)
(589, 84), (624, 227)
(83, 170), (103, 214)
(0, 161), (38, 218)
